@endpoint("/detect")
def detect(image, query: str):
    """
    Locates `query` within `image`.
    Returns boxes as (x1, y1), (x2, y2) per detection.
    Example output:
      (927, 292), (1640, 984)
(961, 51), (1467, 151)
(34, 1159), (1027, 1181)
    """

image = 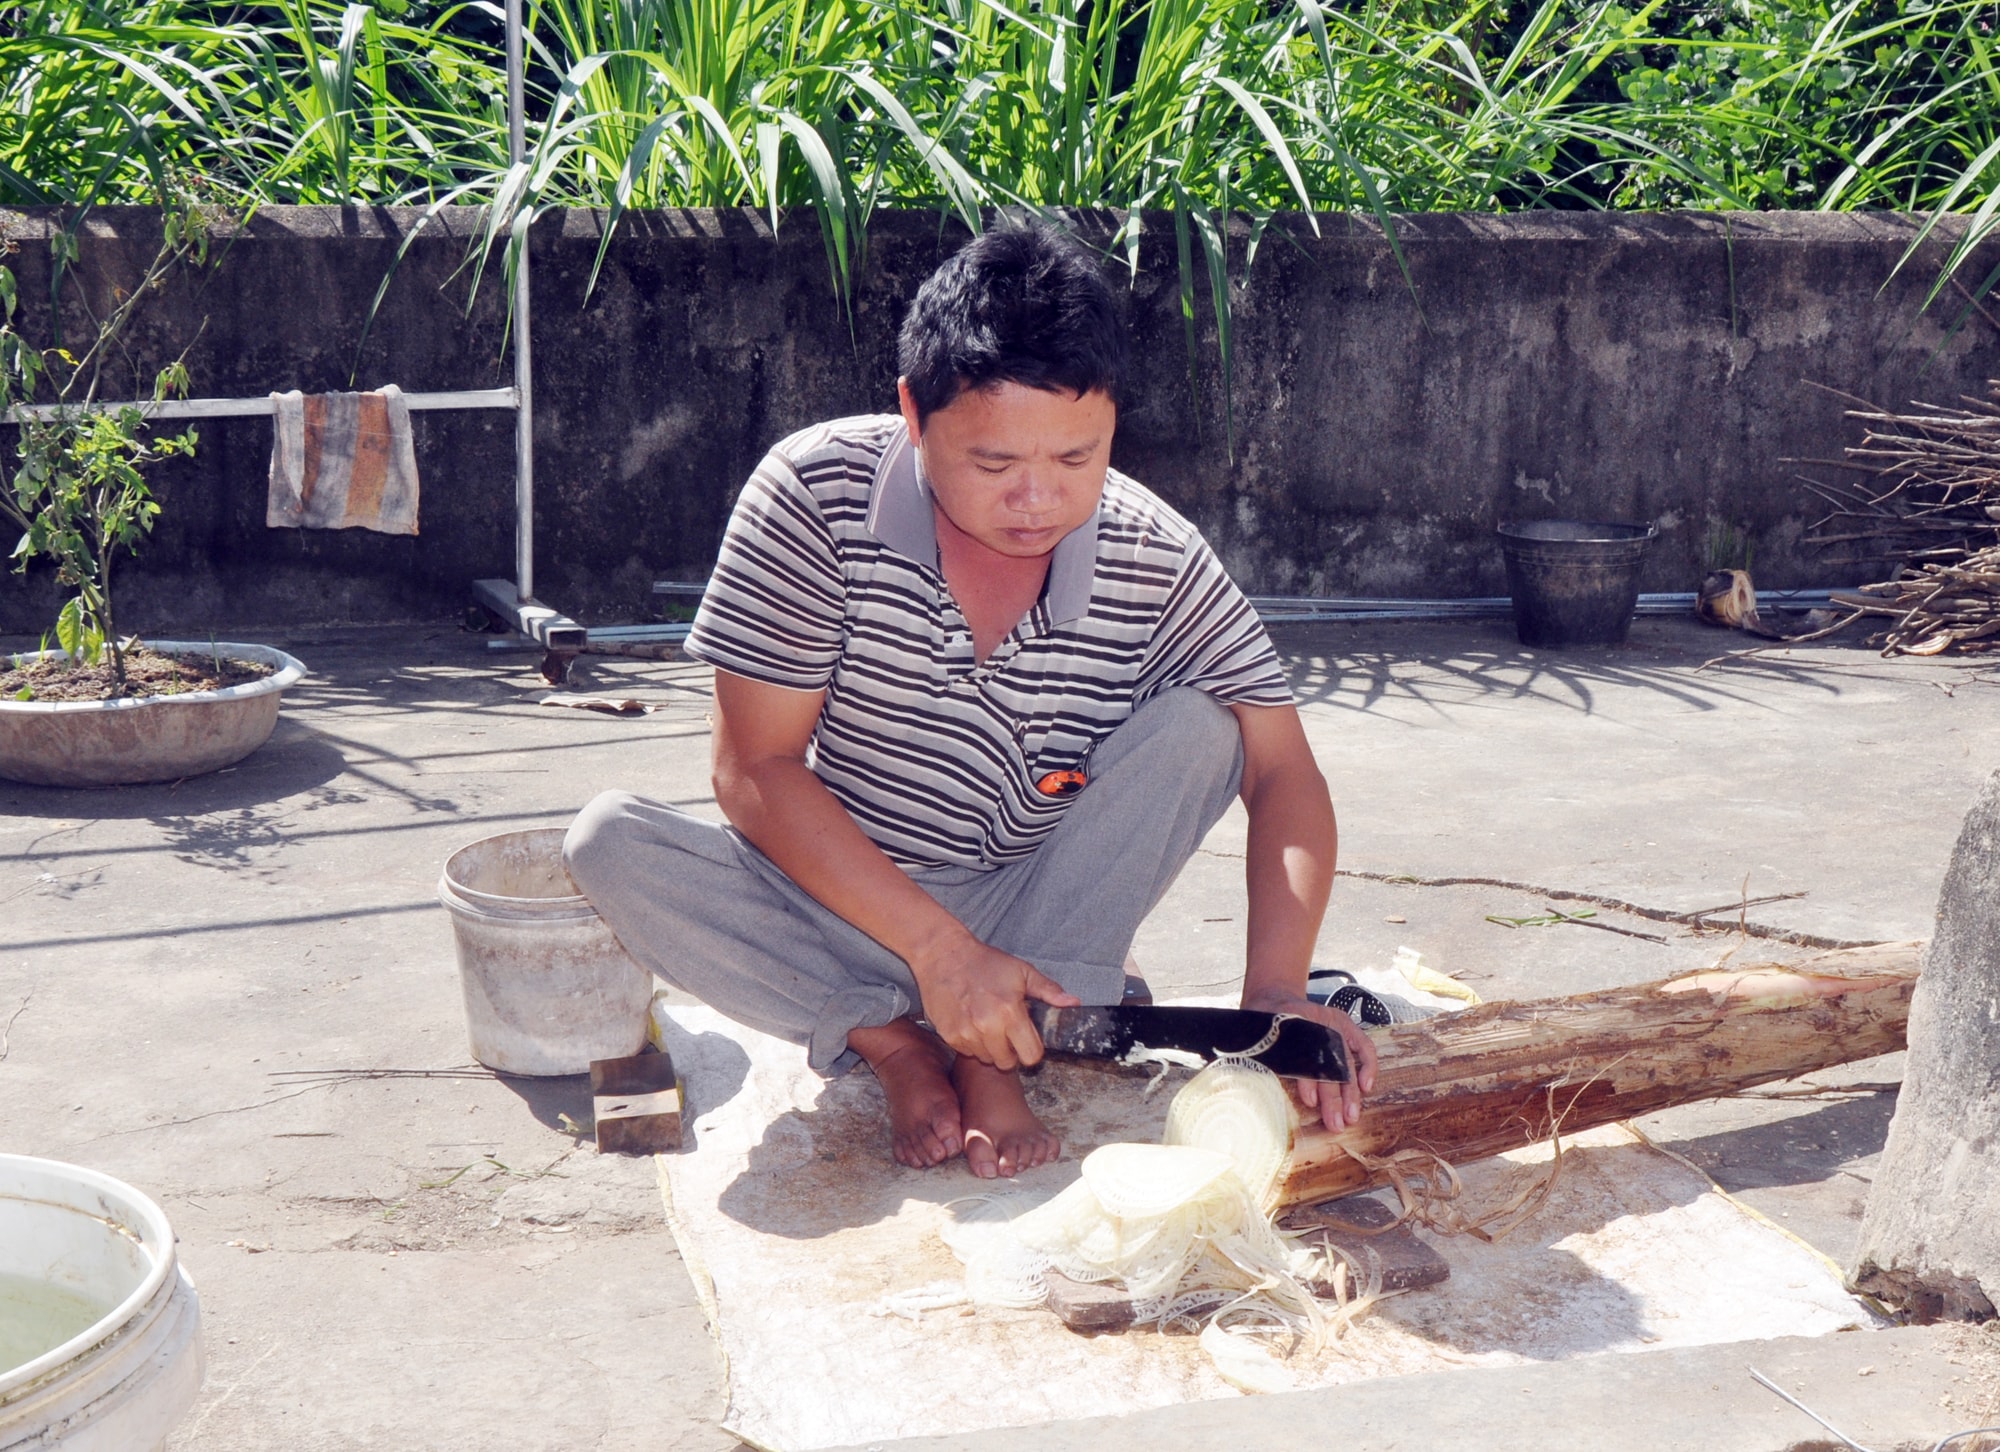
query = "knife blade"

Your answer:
(1028, 1003), (1351, 1082)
